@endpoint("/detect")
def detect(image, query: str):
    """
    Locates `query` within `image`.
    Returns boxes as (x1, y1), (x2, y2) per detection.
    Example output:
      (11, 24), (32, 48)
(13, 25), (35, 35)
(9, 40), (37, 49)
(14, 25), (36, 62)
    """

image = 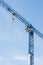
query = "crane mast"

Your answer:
(0, 0), (43, 65)
(29, 30), (34, 65)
